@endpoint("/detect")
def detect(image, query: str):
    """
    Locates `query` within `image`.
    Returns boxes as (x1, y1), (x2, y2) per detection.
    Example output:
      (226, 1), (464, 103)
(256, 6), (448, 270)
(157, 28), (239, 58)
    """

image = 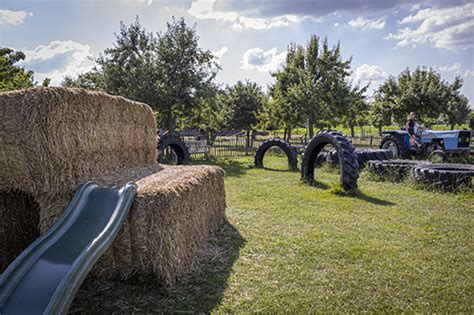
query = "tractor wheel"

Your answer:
(301, 130), (359, 191)
(254, 139), (298, 171)
(380, 135), (410, 159)
(314, 152), (328, 167)
(157, 132), (190, 165)
(412, 163), (474, 190)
